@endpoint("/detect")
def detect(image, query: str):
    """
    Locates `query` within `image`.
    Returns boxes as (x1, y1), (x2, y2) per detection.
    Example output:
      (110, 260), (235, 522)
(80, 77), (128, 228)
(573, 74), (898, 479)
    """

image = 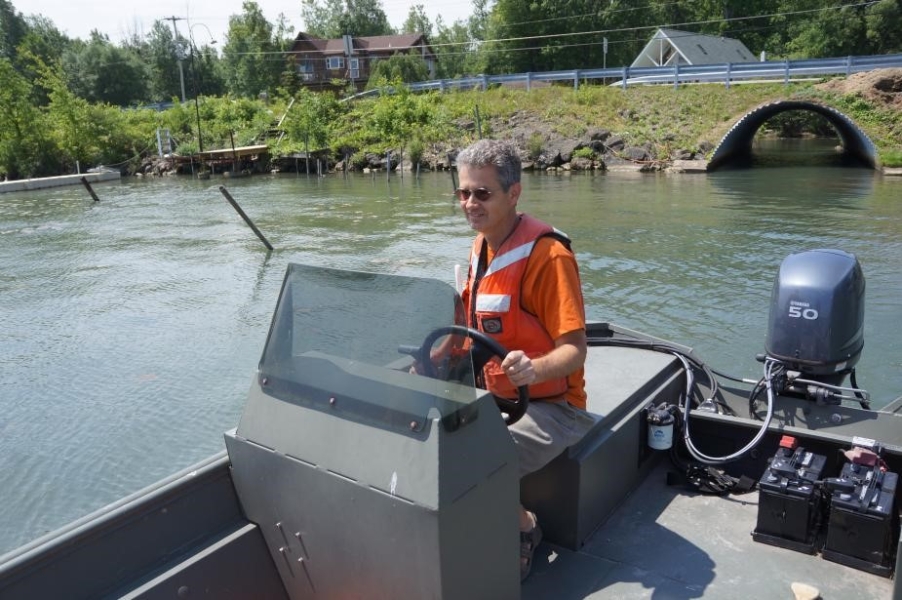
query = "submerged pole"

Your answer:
(219, 186), (274, 251)
(448, 152), (458, 192)
(80, 177), (100, 202)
